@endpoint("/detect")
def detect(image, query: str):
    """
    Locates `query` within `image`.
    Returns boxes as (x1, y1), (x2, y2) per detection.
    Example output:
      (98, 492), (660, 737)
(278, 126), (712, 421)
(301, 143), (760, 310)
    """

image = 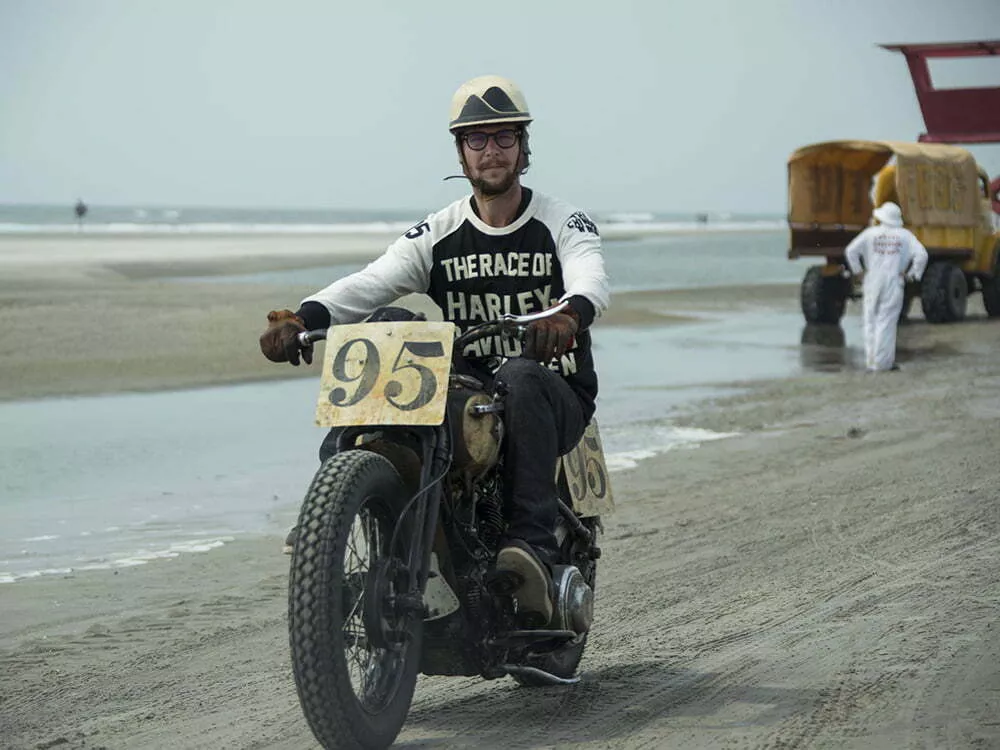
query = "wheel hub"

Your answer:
(362, 559), (412, 650)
